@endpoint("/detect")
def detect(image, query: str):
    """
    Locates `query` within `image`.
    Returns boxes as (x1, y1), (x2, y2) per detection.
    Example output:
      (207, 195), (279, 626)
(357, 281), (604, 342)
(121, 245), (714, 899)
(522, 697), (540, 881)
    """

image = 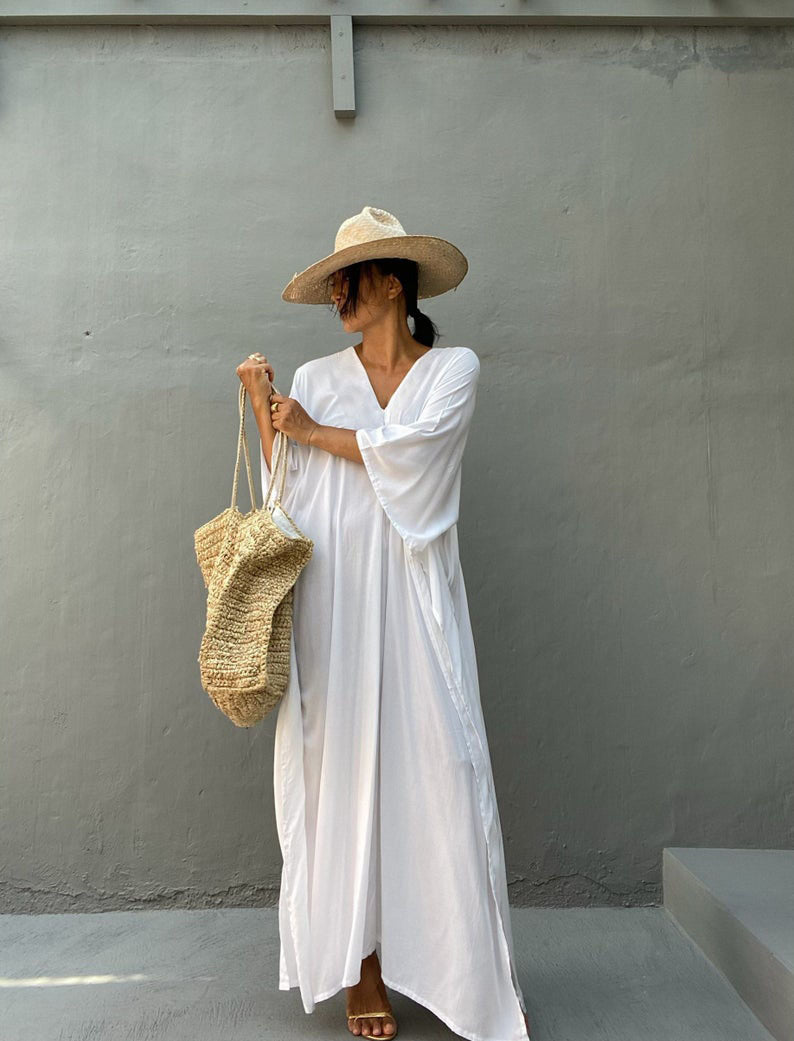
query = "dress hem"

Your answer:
(277, 974), (531, 1041)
